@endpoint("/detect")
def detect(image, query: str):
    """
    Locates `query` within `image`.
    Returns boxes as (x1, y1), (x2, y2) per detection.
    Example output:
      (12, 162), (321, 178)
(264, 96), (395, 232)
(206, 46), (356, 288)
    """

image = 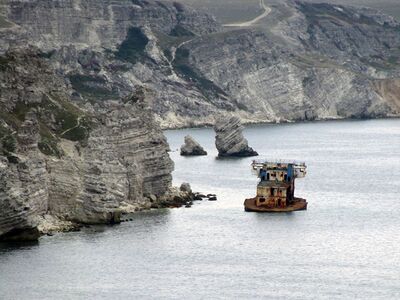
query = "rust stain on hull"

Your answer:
(244, 197), (307, 212)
